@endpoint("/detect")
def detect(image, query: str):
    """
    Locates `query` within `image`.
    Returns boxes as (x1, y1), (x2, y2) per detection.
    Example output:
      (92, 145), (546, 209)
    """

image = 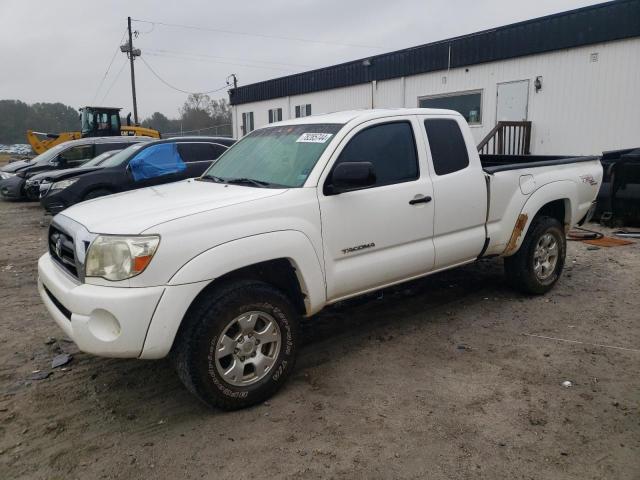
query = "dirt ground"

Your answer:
(0, 199), (638, 480)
